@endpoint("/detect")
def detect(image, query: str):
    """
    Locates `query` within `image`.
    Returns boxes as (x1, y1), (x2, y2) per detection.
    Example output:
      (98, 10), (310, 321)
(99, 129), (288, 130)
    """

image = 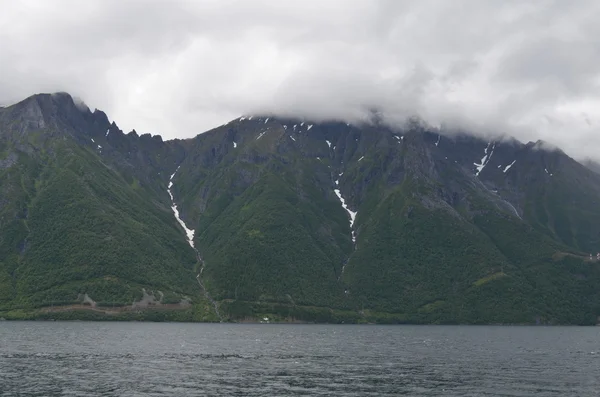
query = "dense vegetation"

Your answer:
(0, 97), (200, 312)
(1, 93), (600, 324)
